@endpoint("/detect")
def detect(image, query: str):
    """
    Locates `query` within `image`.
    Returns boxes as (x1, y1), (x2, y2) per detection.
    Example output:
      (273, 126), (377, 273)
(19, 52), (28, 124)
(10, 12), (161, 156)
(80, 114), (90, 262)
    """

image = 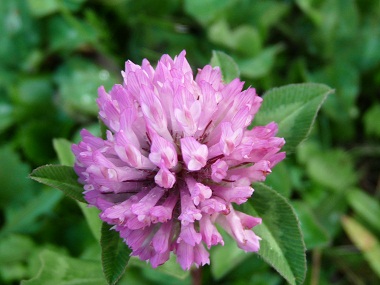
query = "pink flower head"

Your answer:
(72, 51), (285, 270)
